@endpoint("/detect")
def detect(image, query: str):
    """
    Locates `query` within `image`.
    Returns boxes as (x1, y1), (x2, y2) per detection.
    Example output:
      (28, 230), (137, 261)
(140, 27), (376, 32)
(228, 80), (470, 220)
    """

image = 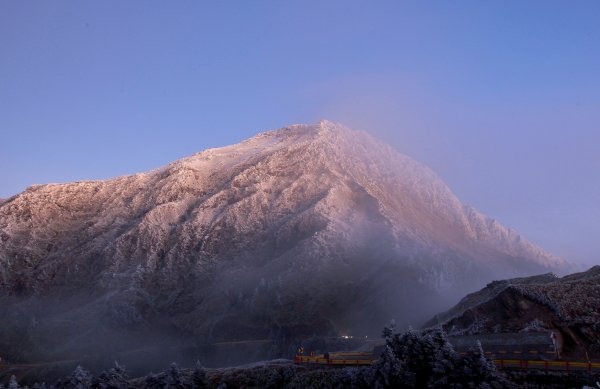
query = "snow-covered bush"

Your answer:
(55, 366), (92, 389)
(93, 361), (129, 388)
(374, 327), (513, 388)
(372, 345), (412, 388)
